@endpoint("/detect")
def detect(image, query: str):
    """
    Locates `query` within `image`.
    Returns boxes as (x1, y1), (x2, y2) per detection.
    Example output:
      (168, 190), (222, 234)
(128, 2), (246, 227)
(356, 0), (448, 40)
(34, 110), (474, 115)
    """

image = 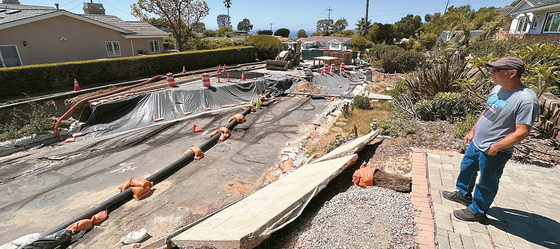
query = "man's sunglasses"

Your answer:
(491, 68), (513, 73)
